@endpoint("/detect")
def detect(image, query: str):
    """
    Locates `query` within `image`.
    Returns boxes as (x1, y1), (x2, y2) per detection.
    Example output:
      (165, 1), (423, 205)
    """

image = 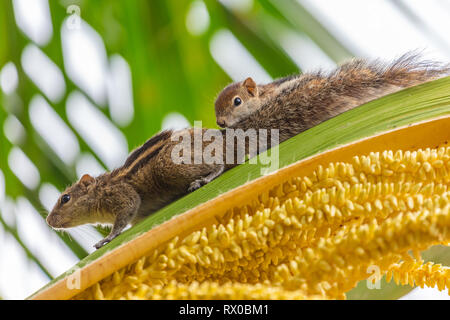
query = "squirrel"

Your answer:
(46, 126), (261, 249)
(215, 53), (449, 142)
(46, 128), (230, 249)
